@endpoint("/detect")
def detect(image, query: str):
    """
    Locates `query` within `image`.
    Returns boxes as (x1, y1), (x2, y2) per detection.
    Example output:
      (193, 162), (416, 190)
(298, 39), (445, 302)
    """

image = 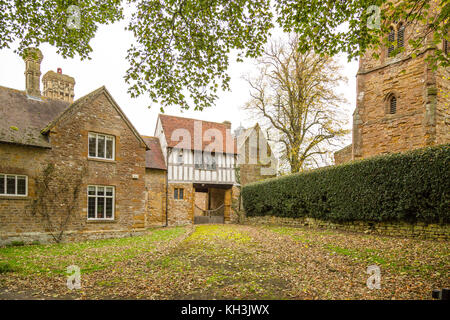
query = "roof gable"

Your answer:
(158, 114), (237, 154)
(237, 123), (270, 150)
(42, 86), (148, 150)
